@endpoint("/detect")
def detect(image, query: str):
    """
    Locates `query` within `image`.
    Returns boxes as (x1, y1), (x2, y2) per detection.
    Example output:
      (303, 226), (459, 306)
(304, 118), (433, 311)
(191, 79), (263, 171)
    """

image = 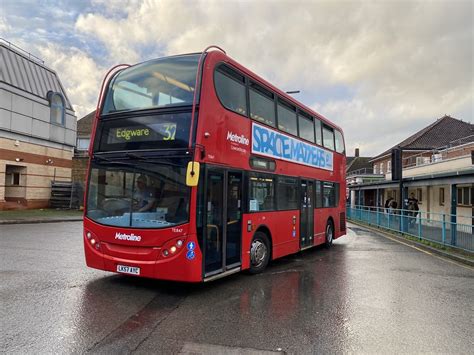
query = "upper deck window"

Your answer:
(314, 119), (323, 146)
(323, 124), (335, 150)
(249, 83), (275, 127)
(277, 100), (297, 136)
(102, 54), (200, 115)
(214, 65), (247, 116)
(335, 129), (345, 154)
(298, 111), (315, 143)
